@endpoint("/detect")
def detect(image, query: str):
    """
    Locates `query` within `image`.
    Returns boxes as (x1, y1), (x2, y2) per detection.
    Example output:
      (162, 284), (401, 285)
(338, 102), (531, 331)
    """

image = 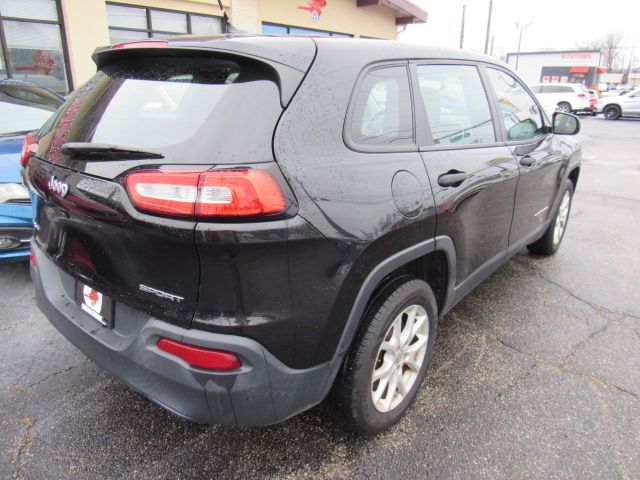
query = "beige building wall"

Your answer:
(230, 0), (259, 33)
(60, 0), (230, 88)
(60, 0), (399, 89)
(59, 0), (110, 88)
(257, 0), (398, 39)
